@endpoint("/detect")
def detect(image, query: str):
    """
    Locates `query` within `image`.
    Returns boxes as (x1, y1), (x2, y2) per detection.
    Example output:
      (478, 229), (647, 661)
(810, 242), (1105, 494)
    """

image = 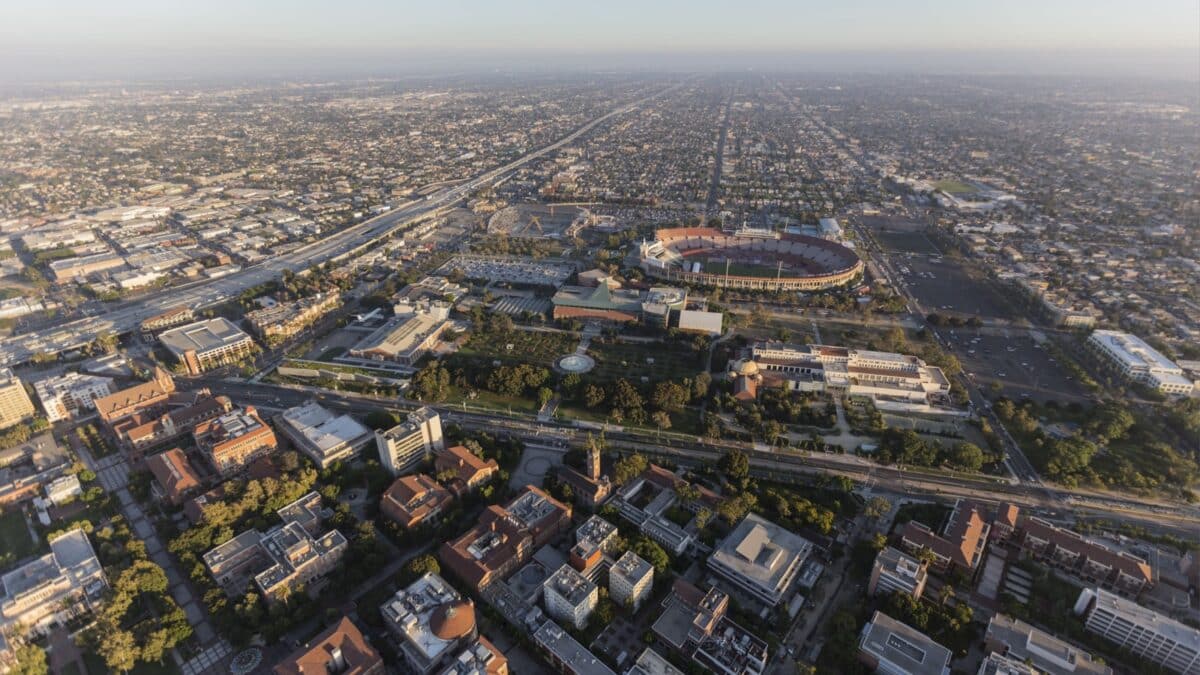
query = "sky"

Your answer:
(2, 0), (1198, 81)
